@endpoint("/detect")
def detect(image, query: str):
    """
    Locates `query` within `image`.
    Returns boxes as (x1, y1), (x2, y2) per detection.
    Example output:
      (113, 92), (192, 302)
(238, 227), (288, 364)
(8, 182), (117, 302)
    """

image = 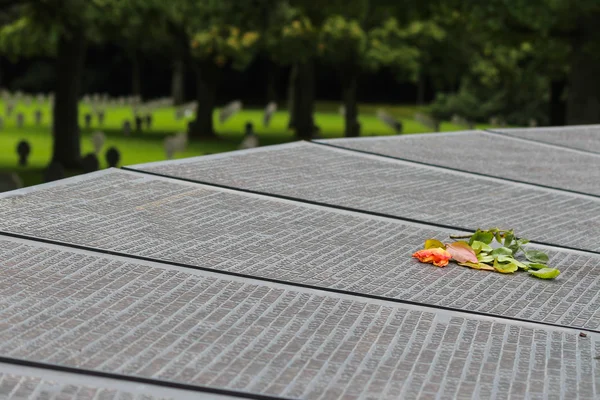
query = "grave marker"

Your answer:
(84, 113), (92, 128)
(239, 122), (259, 149)
(145, 114), (152, 130)
(34, 109), (42, 125)
(42, 162), (65, 183)
(0, 173), (22, 192)
(219, 100), (242, 123)
(122, 120), (131, 136)
(97, 110), (105, 125)
(135, 115), (143, 132)
(81, 153), (99, 173)
(376, 109), (403, 134)
(91, 131), (106, 155)
(105, 147), (121, 168)
(415, 112), (440, 132)
(16, 113), (24, 128)
(16, 140), (31, 166)
(263, 102), (277, 127)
